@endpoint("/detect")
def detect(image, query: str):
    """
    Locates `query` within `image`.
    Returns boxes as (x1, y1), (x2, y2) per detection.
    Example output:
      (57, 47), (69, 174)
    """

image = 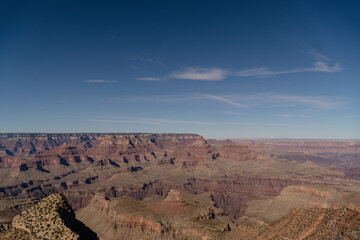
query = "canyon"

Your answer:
(0, 133), (359, 239)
